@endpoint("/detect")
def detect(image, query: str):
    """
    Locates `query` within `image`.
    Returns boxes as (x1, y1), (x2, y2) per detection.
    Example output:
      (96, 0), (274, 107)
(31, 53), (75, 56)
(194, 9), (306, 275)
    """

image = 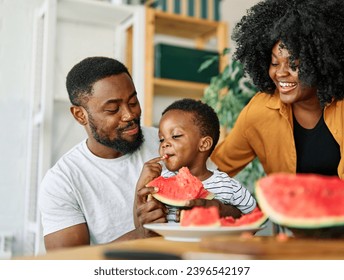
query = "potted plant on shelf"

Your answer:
(199, 48), (265, 190)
